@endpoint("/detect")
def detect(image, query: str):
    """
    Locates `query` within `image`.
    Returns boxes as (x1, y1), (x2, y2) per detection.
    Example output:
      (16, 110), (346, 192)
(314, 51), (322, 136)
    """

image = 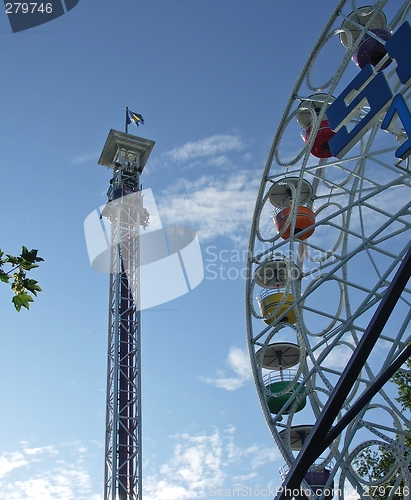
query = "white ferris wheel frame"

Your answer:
(245, 1), (411, 498)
